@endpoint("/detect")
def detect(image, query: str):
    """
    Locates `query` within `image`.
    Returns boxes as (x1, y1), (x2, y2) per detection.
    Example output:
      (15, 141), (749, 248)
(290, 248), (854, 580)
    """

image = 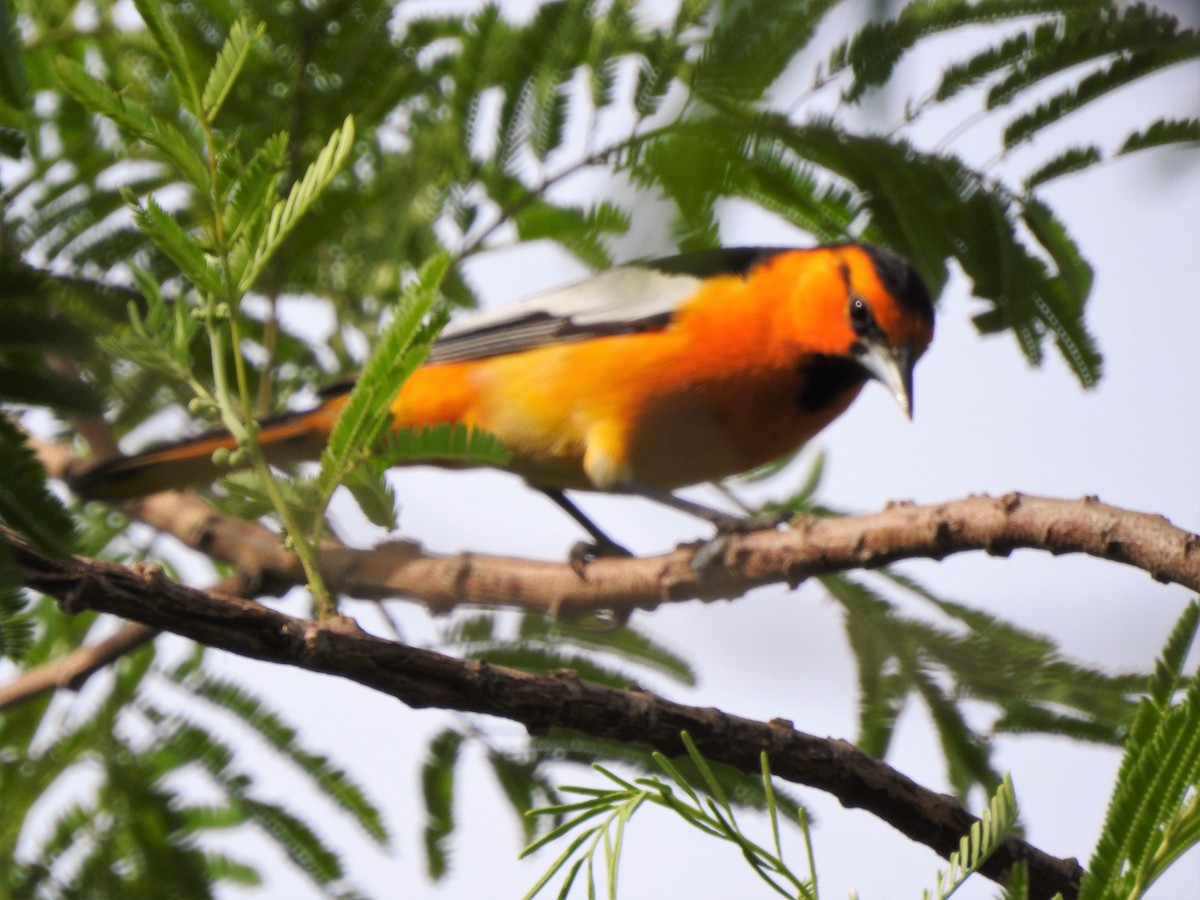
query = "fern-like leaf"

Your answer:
(317, 252), (449, 504)
(201, 19), (265, 123)
(922, 774), (1018, 900)
(1080, 601), (1200, 900)
(131, 0), (202, 115)
(1120, 117), (1200, 155)
(373, 422), (510, 471)
(174, 666), (389, 844)
(1004, 35), (1200, 148)
(241, 798), (345, 887)
(53, 58), (209, 190)
(422, 729), (464, 880)
(692, 0), (839, 103)
(835, 0), (1083, 103)
(0, 417), (77, 559)
(0, 540), (33, 661)
(517, 613), (697, 686)
(1024, 145), (1103, 188)
(132, 195), (224, 296)
(236, 115), (355, 293)
(222, 132), (287, 247)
